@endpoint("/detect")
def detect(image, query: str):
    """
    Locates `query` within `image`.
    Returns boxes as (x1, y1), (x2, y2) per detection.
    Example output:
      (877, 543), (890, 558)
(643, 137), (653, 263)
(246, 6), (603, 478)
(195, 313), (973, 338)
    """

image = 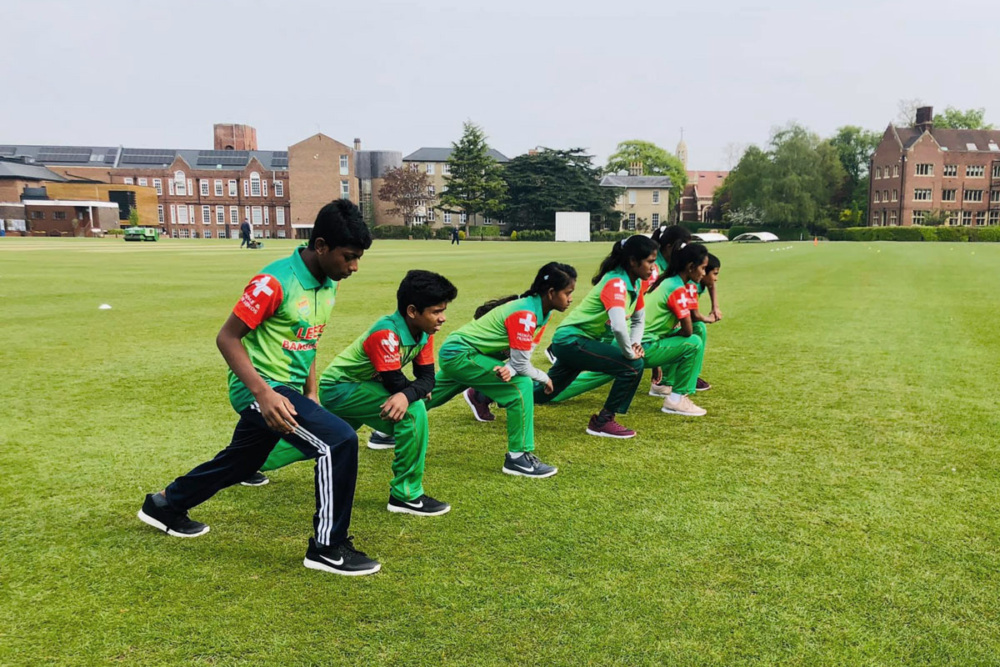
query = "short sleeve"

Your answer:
(532, 322), (548, 346)
(362, 329), (402, 372)
(636, 280), (648, 311)
(415, 334), (435, 365)
(504, 310), (538, 351)
(666, 286), (692, 320)
(599, 278), (629, 310)
(233, 274), (283, 329)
